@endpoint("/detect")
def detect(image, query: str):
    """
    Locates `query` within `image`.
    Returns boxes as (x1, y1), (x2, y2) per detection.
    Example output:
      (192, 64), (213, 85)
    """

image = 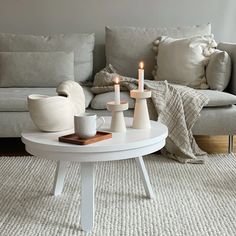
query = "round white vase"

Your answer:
(28, 80), (85, 132)
(28, 94), (75, 132)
